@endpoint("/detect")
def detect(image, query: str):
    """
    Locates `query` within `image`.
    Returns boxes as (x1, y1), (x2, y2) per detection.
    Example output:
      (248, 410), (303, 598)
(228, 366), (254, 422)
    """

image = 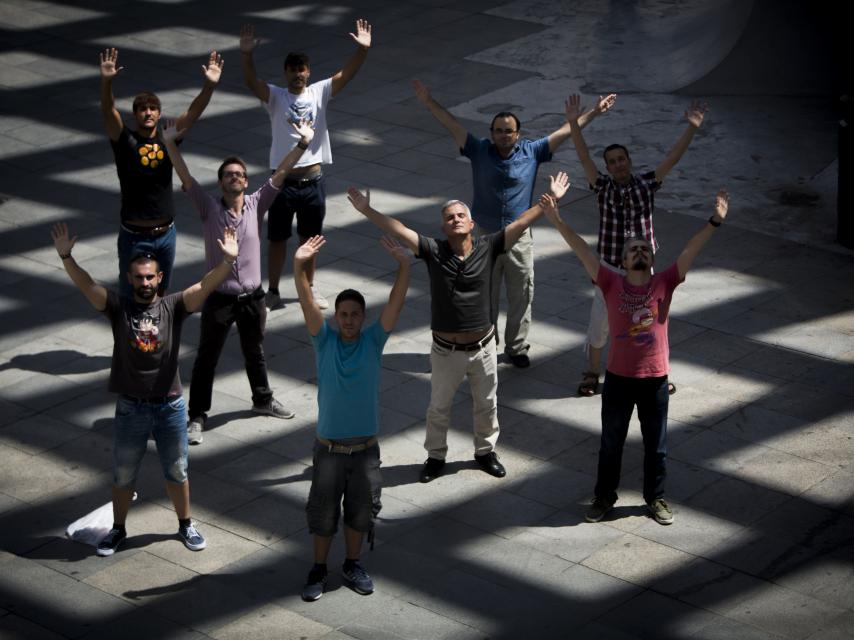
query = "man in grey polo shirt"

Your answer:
(162, 119), (314, 443)
(347, 173), (568, 482)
